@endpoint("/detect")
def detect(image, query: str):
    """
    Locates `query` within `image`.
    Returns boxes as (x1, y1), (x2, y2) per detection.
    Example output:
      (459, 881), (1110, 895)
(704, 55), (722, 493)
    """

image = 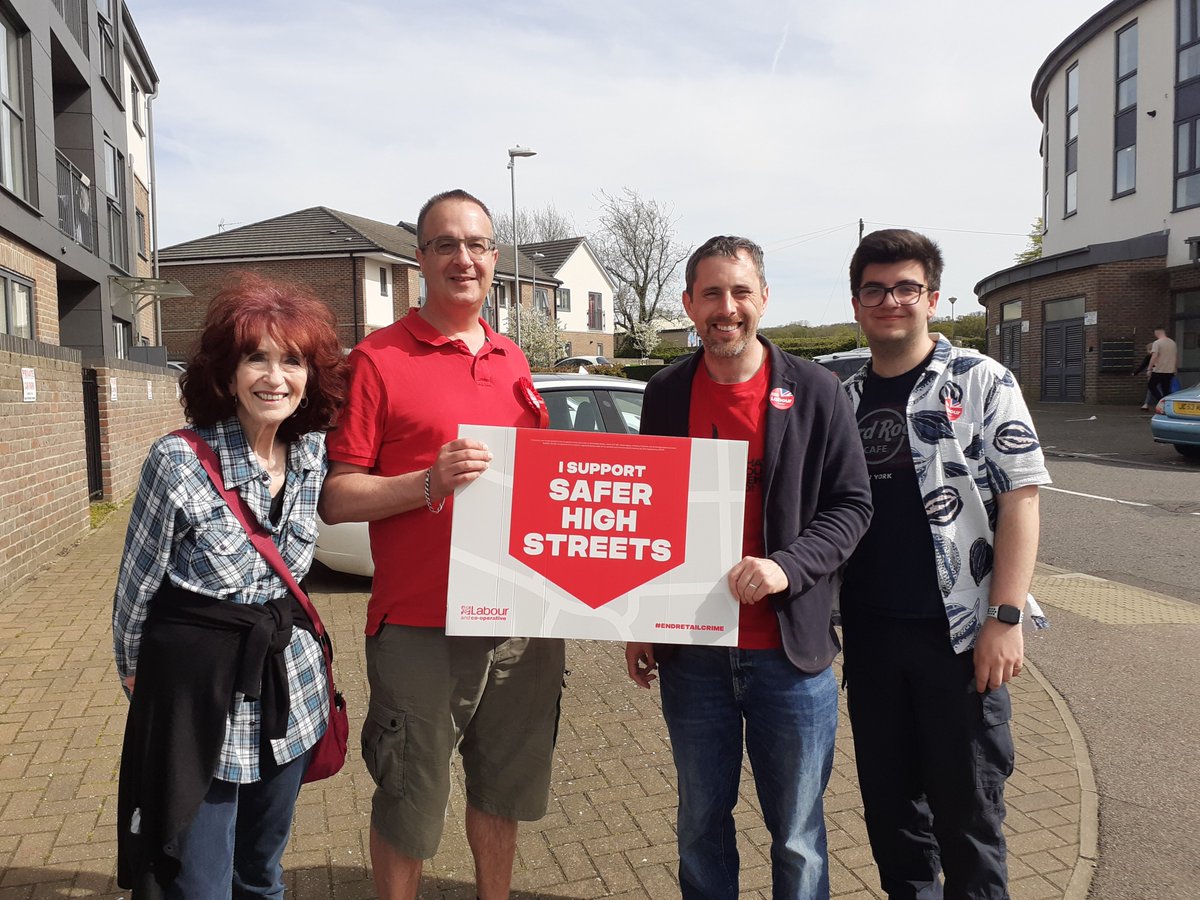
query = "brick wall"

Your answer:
(980, 257), (1170, 404)
(159, 257), (415, 356)
(0, 338), (89, 595)
(559, 329), (612, 358)
(93, 359), (186, 502)
(0, 235), (61, 346)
